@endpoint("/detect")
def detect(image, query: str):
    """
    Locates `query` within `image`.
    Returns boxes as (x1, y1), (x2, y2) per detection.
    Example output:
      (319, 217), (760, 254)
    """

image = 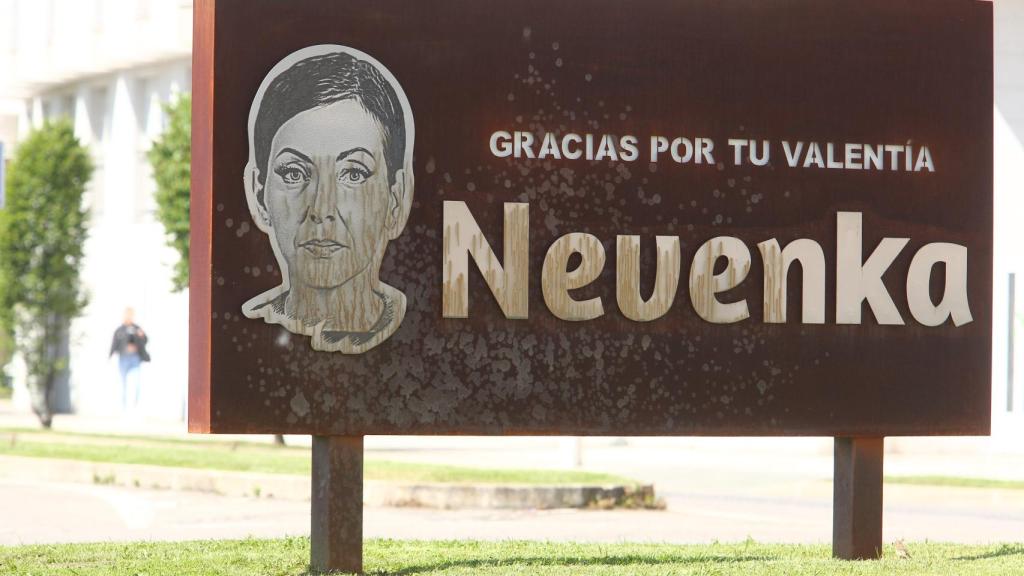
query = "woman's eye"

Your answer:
(281, 168), (307, 184)
(338, 168), (370, 185)
(274, 164), (309, 185)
